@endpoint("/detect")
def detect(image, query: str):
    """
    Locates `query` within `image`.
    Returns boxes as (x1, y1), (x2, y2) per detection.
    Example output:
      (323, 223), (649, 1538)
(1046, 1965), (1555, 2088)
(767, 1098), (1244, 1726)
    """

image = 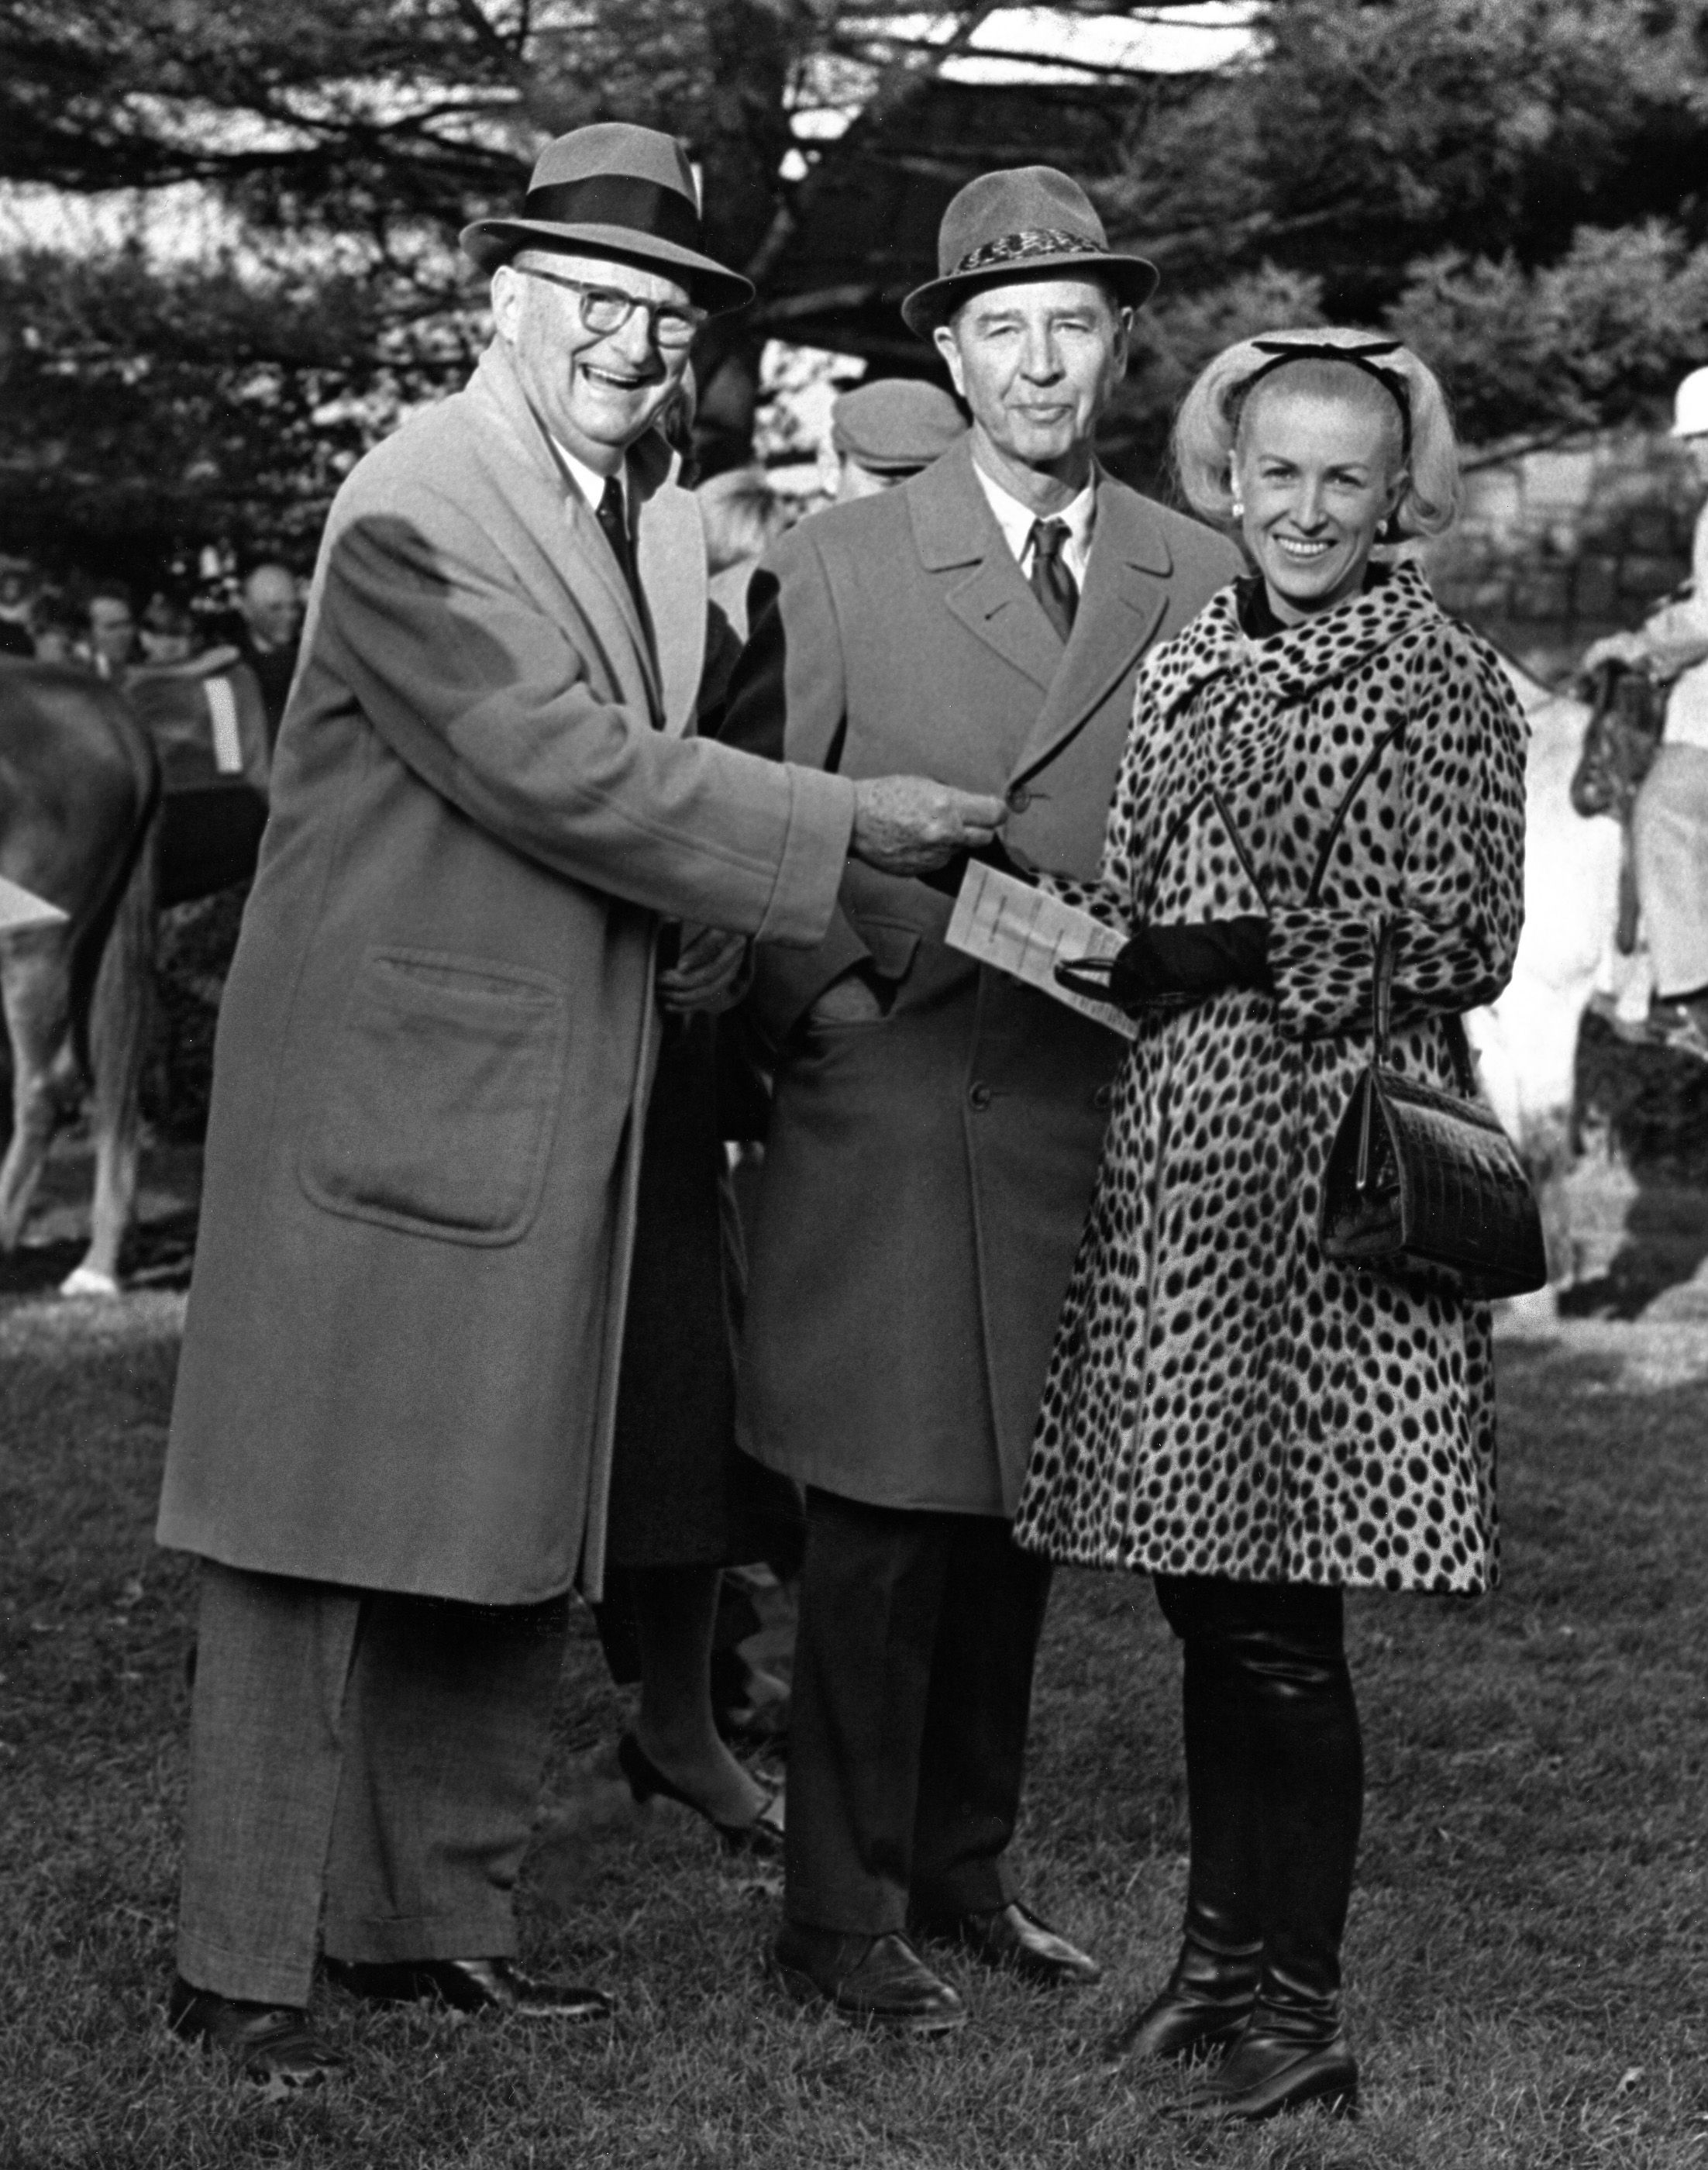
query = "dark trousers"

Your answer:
(177, 1560), (567, 2007)
(1153, 1575), (1363, 1999)
(784, 1486), (1052, 1937)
